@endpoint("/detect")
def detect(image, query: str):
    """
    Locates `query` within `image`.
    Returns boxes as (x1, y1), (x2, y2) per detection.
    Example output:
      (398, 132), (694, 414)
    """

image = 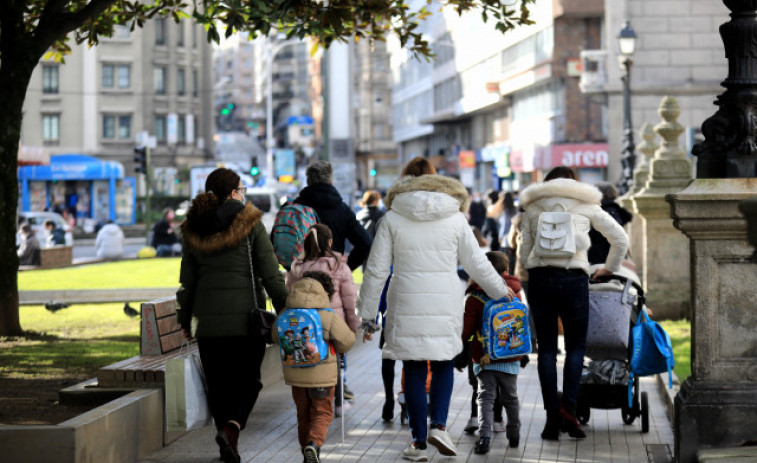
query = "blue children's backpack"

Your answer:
(276, 308), (333, 368)
(628, 310), (675, 406)
(479, 294), (532, 360)
(270, 202), (319, 270)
